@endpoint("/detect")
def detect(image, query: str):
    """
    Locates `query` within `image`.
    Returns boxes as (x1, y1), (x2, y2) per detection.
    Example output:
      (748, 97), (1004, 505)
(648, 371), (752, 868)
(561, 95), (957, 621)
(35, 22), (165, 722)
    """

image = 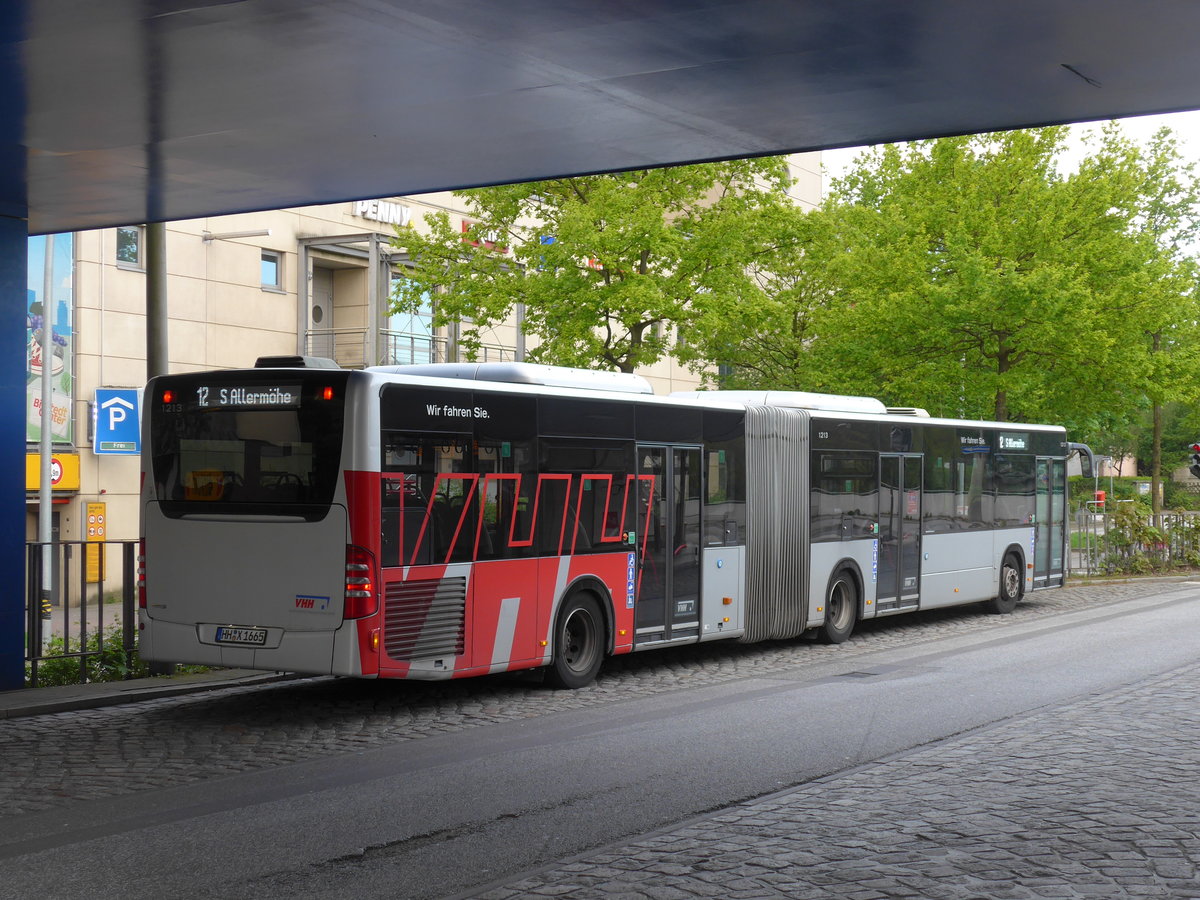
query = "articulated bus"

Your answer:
(138, 359), (1090, 688)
